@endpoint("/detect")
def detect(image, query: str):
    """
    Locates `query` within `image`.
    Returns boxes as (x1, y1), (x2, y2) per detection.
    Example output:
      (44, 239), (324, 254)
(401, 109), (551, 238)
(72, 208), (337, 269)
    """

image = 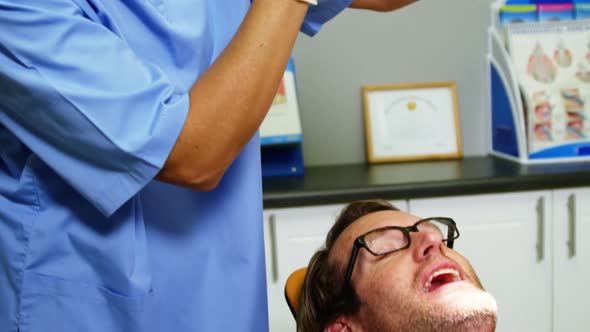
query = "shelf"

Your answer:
(262, 155), (590, 208)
